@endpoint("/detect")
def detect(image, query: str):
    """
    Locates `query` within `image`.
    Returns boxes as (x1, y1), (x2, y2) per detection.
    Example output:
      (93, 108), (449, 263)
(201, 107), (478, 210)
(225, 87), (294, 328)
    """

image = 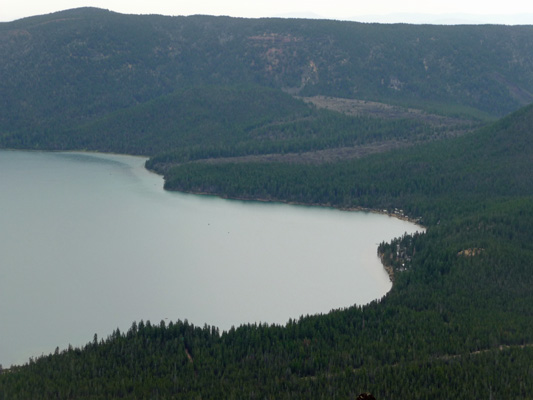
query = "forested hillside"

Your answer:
(2, 6), (533, 143)
(4, 84), (463, 158)
(1, 7), (533, 399)
(163, 103), (533, 225)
